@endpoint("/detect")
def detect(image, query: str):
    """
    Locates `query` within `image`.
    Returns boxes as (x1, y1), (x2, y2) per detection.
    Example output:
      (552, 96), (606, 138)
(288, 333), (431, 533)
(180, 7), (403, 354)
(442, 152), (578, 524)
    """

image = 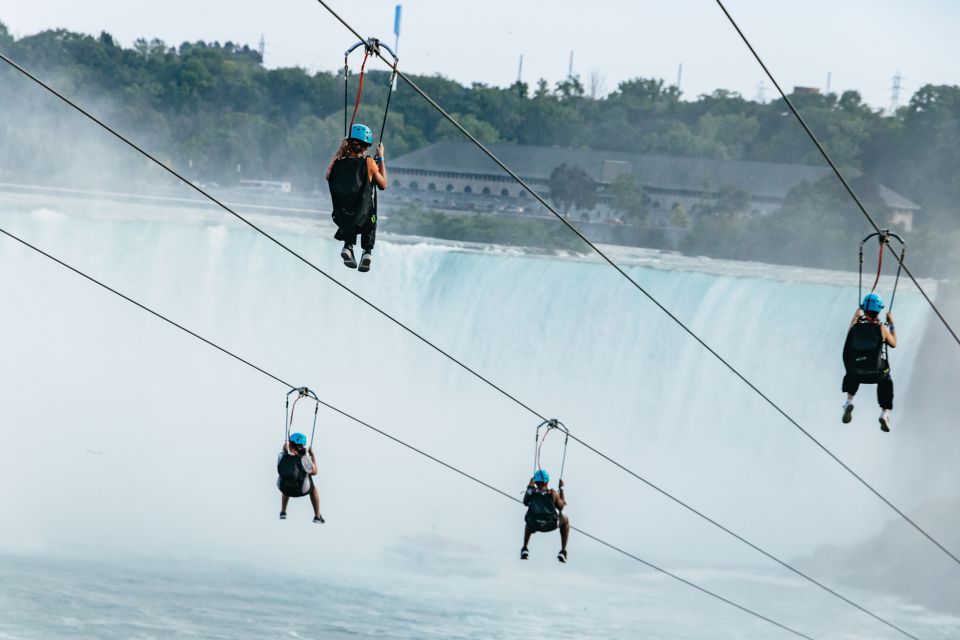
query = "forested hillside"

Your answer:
(1, 23), (958, 275)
